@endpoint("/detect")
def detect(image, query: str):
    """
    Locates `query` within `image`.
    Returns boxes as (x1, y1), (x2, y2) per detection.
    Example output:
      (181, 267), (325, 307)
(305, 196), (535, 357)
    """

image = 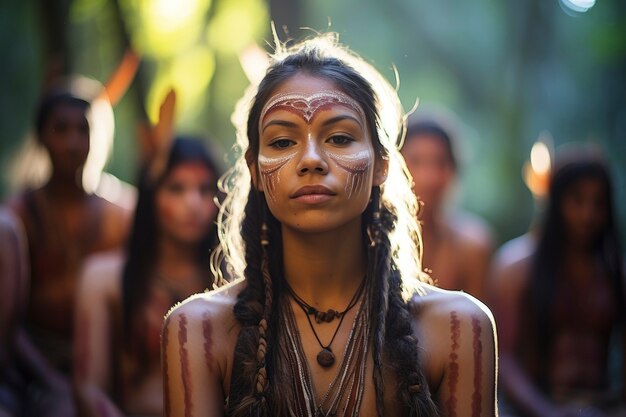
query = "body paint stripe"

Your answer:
(446, 311), (460, 417)
(178, 314), (192, 417)
(162, 320), (171, 416)
(471, 316), (483, 417)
